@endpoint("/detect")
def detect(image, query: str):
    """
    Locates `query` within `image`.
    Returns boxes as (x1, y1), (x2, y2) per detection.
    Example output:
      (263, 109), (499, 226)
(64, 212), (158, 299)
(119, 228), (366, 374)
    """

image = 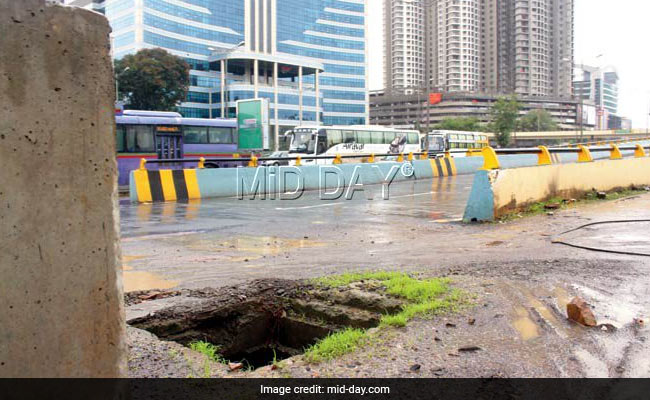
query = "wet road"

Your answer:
(120, 175), (473, 240)
(120, 175), (475, 290)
